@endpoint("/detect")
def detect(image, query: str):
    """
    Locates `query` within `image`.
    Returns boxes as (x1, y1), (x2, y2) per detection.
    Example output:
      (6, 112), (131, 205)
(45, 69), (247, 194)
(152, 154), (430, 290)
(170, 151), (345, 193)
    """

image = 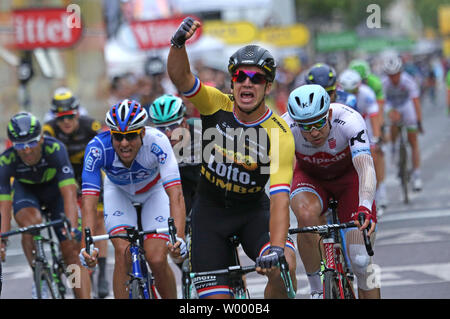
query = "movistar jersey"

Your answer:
(81, 127), (181, 196)
(0, 136), (76, 201)
(183, 77), (295, 204)
(43, 115), (102, 187)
